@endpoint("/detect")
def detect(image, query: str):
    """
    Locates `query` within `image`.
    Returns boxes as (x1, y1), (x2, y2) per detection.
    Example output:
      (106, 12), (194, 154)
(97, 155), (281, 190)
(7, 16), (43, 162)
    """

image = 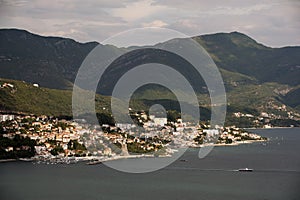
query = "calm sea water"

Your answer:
(1, 128), (300, 200)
